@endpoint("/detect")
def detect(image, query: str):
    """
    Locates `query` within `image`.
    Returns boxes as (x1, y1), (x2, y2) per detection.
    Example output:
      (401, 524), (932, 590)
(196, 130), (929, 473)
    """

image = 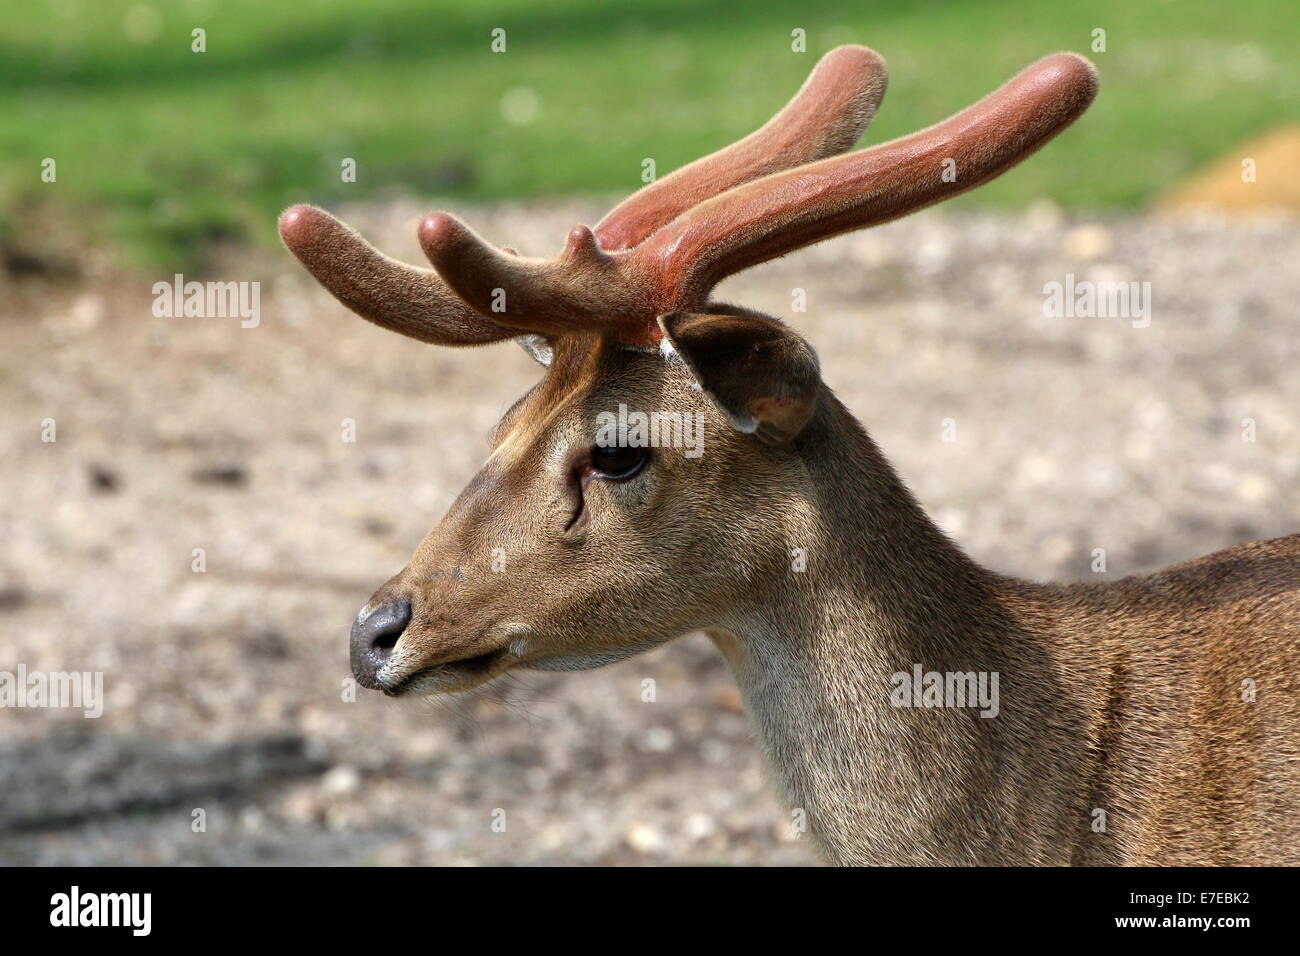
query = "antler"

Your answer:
(279, 204), (512, 345)
(643, 52), (1099, 306)
(594, 45), (887, 251)
(419, 52), (1098, 345)
(281, 46), (887, 347)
